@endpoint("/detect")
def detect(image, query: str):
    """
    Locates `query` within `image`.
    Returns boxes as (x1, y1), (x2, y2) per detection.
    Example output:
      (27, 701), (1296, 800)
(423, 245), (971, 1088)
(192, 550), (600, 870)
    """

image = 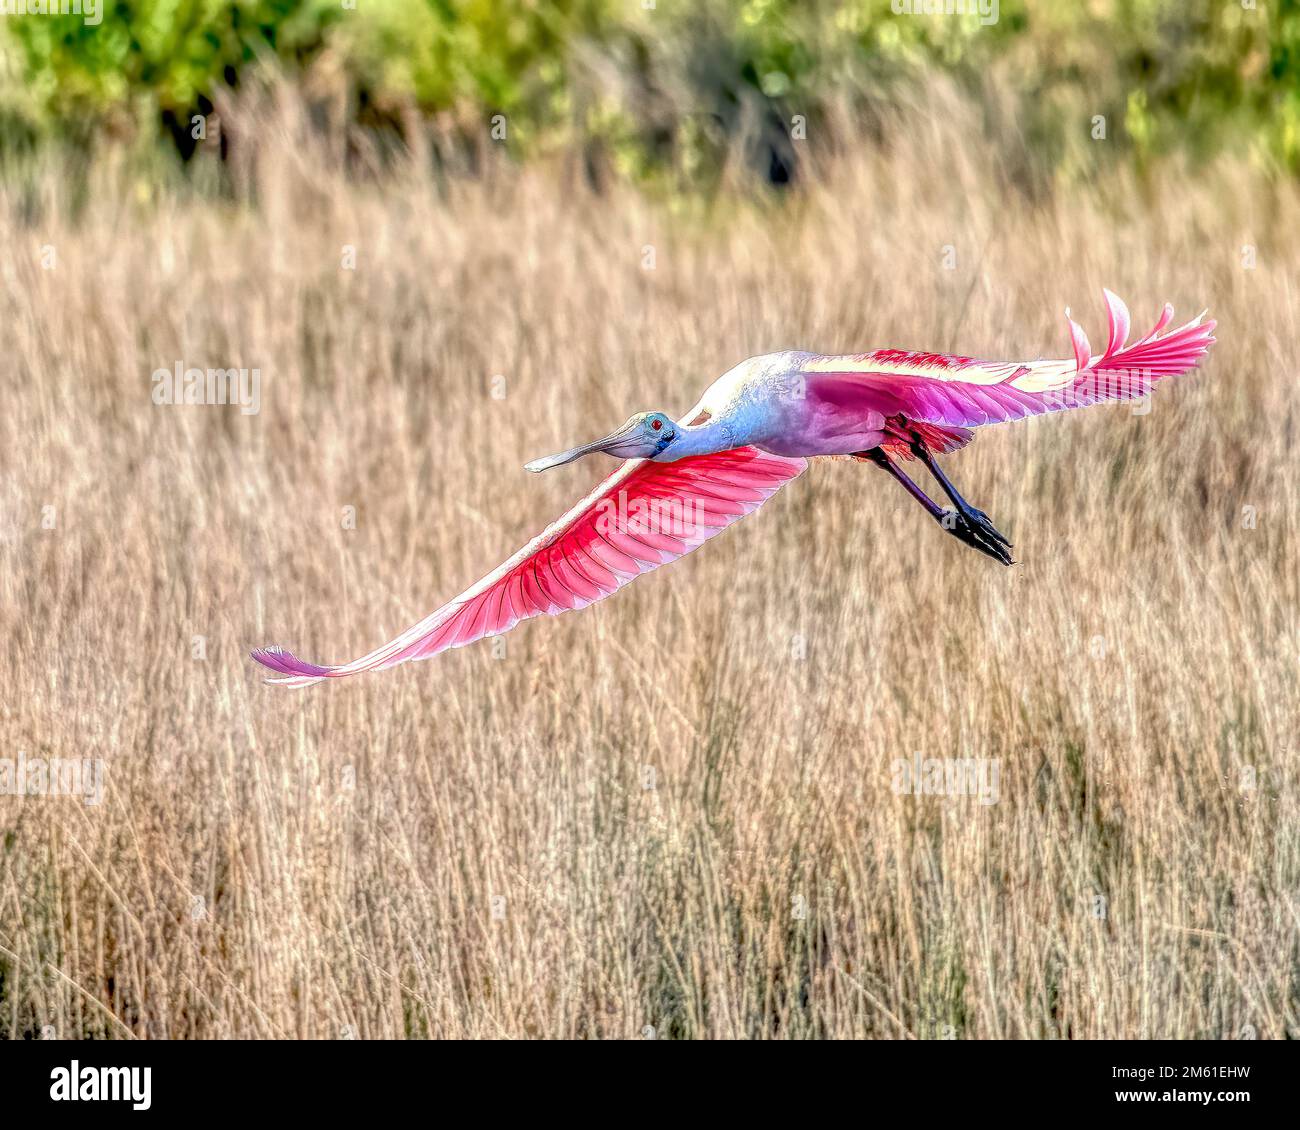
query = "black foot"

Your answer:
(937, 509), (1015, 566)
(905, 431), (1014, 552)
(959, 504), (1013, 549)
